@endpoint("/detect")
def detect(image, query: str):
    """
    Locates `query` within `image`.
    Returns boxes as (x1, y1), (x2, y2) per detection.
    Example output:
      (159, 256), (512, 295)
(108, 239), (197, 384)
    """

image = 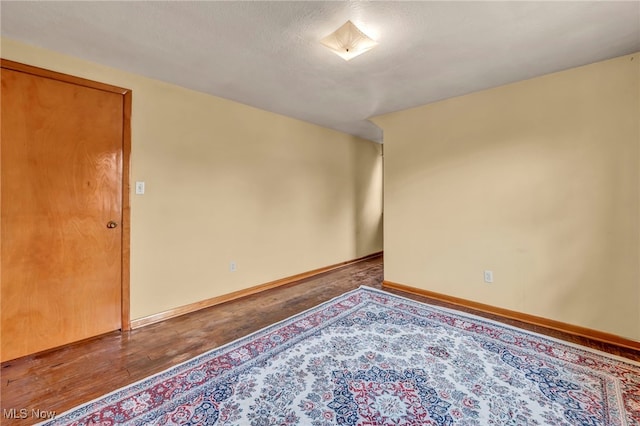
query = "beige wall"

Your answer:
(374, 53), (639, 341)
(2, 38), (383, 320)
(354, 141), (384, 258)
